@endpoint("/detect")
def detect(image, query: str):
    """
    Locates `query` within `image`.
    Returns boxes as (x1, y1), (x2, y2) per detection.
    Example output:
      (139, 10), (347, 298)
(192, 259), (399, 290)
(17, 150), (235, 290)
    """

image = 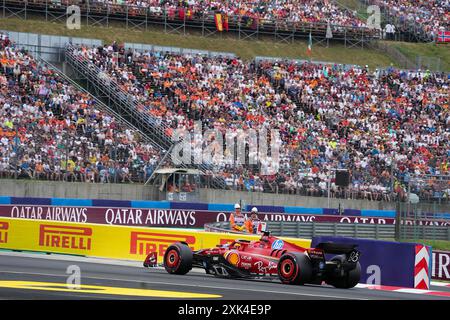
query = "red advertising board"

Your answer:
(432, 250), (450, 281)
